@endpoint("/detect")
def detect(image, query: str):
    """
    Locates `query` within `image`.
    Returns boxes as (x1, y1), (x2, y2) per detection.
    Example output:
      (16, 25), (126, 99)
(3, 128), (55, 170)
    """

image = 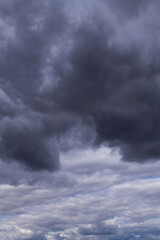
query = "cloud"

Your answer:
(55, 0), (160, 163)
(0, 225), (33, 240)
(0, 1), (160, 239)
(0, 0), (68, 170)
(24, 235), (47, 240)
(0, 0), (160, 171)
(0, 147), (159, 239)
(78, 222), (117, 236)
(0, 117), (59, 171)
